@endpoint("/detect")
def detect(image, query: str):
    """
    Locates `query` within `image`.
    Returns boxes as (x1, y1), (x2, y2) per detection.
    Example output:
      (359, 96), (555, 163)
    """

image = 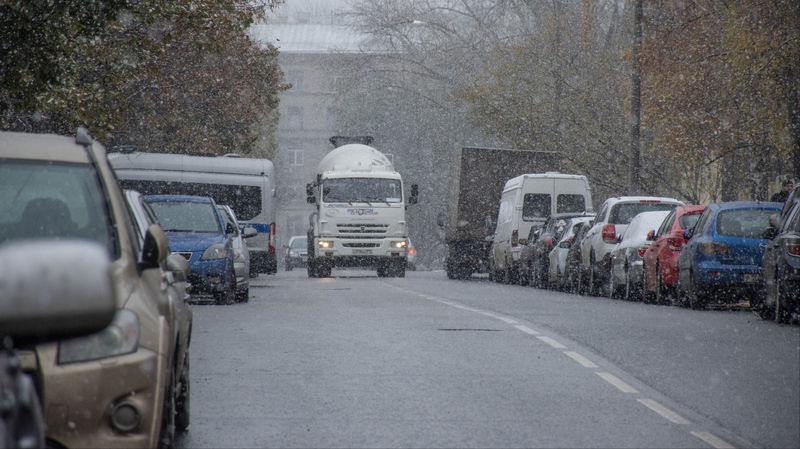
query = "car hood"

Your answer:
(165, 231), (226, 252)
